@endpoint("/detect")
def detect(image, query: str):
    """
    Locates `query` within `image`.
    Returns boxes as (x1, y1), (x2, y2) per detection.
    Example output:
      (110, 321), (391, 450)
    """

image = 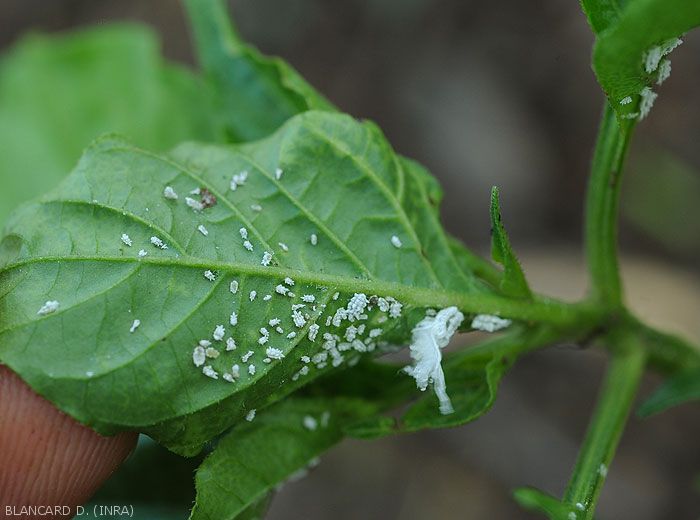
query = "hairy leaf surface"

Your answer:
(0, 24), (217, 226)
(0, 111), (518, 455)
